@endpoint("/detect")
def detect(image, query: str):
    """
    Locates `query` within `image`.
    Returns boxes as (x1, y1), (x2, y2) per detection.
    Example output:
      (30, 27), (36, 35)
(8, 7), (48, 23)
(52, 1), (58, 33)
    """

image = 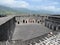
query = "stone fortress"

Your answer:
(45, 15), (60, 31)
(0, 14), (60, 45)
(16, 14), (48, 24)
